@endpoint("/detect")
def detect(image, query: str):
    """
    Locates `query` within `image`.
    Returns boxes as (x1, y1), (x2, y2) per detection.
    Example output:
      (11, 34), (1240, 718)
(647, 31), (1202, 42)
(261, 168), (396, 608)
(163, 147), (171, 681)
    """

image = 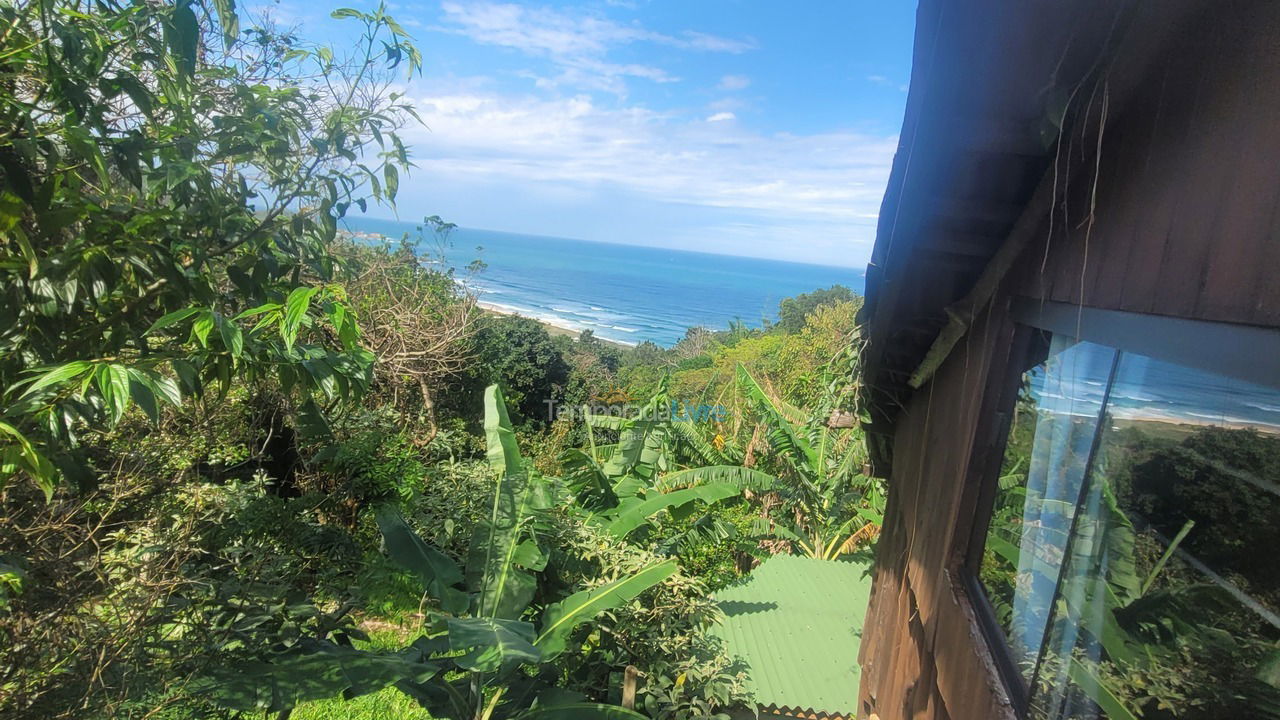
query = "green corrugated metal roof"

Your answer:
(711, 553), (874, 718)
